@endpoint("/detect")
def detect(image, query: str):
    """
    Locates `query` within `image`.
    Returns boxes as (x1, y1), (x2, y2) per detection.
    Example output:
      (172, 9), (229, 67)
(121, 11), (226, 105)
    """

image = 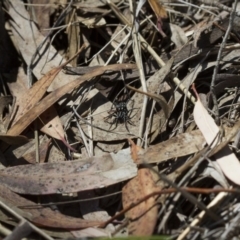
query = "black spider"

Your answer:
(105, 99), (135, 132)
